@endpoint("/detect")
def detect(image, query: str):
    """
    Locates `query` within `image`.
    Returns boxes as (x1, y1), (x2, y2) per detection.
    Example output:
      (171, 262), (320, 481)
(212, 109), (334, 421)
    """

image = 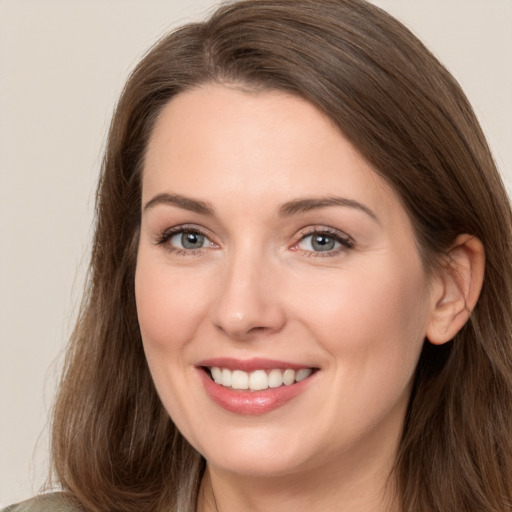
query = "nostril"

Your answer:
(248, 326), (269, 334)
